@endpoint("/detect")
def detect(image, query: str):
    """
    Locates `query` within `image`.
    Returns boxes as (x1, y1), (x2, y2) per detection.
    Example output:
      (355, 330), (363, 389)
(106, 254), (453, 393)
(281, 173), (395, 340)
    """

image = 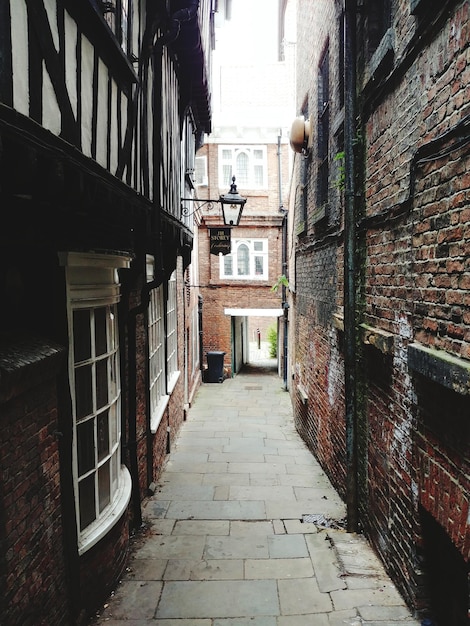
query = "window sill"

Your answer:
(219, 277), (269, 282)
(78, 465), (132, 556)
(150, 395), (170, 434)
